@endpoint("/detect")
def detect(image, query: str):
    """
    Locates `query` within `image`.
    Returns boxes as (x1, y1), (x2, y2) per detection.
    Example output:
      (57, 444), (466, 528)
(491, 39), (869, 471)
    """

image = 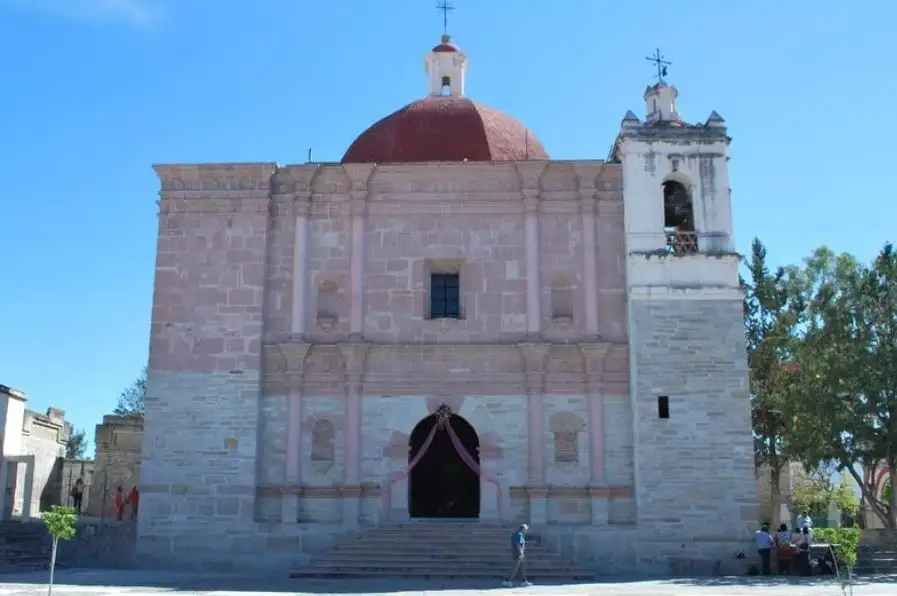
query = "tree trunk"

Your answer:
(769, 459), (784, 527)
(48, 537), (57, 596)
(847, 465), (894, 530)
(889, 465), (897, 530)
